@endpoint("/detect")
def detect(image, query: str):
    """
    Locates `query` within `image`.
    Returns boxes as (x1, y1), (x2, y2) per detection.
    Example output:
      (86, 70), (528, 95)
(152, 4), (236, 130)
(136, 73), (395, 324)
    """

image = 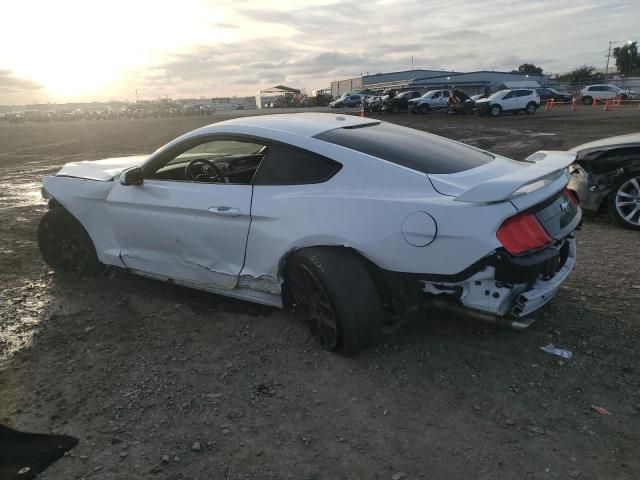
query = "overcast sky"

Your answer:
(1, 0), (638, 104)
